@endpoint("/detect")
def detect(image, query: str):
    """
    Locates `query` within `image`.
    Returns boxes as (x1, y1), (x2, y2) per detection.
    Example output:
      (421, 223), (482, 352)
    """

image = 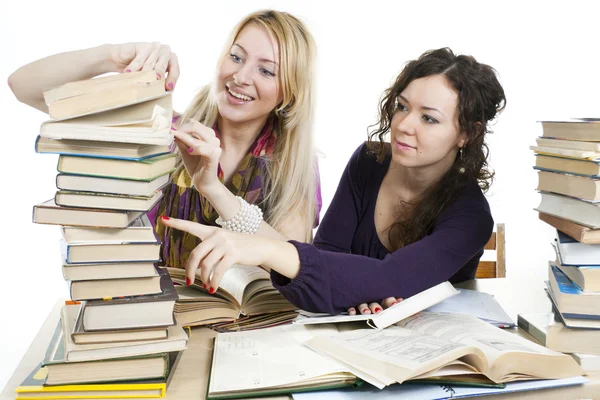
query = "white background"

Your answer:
(2, 0), (600, 389)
